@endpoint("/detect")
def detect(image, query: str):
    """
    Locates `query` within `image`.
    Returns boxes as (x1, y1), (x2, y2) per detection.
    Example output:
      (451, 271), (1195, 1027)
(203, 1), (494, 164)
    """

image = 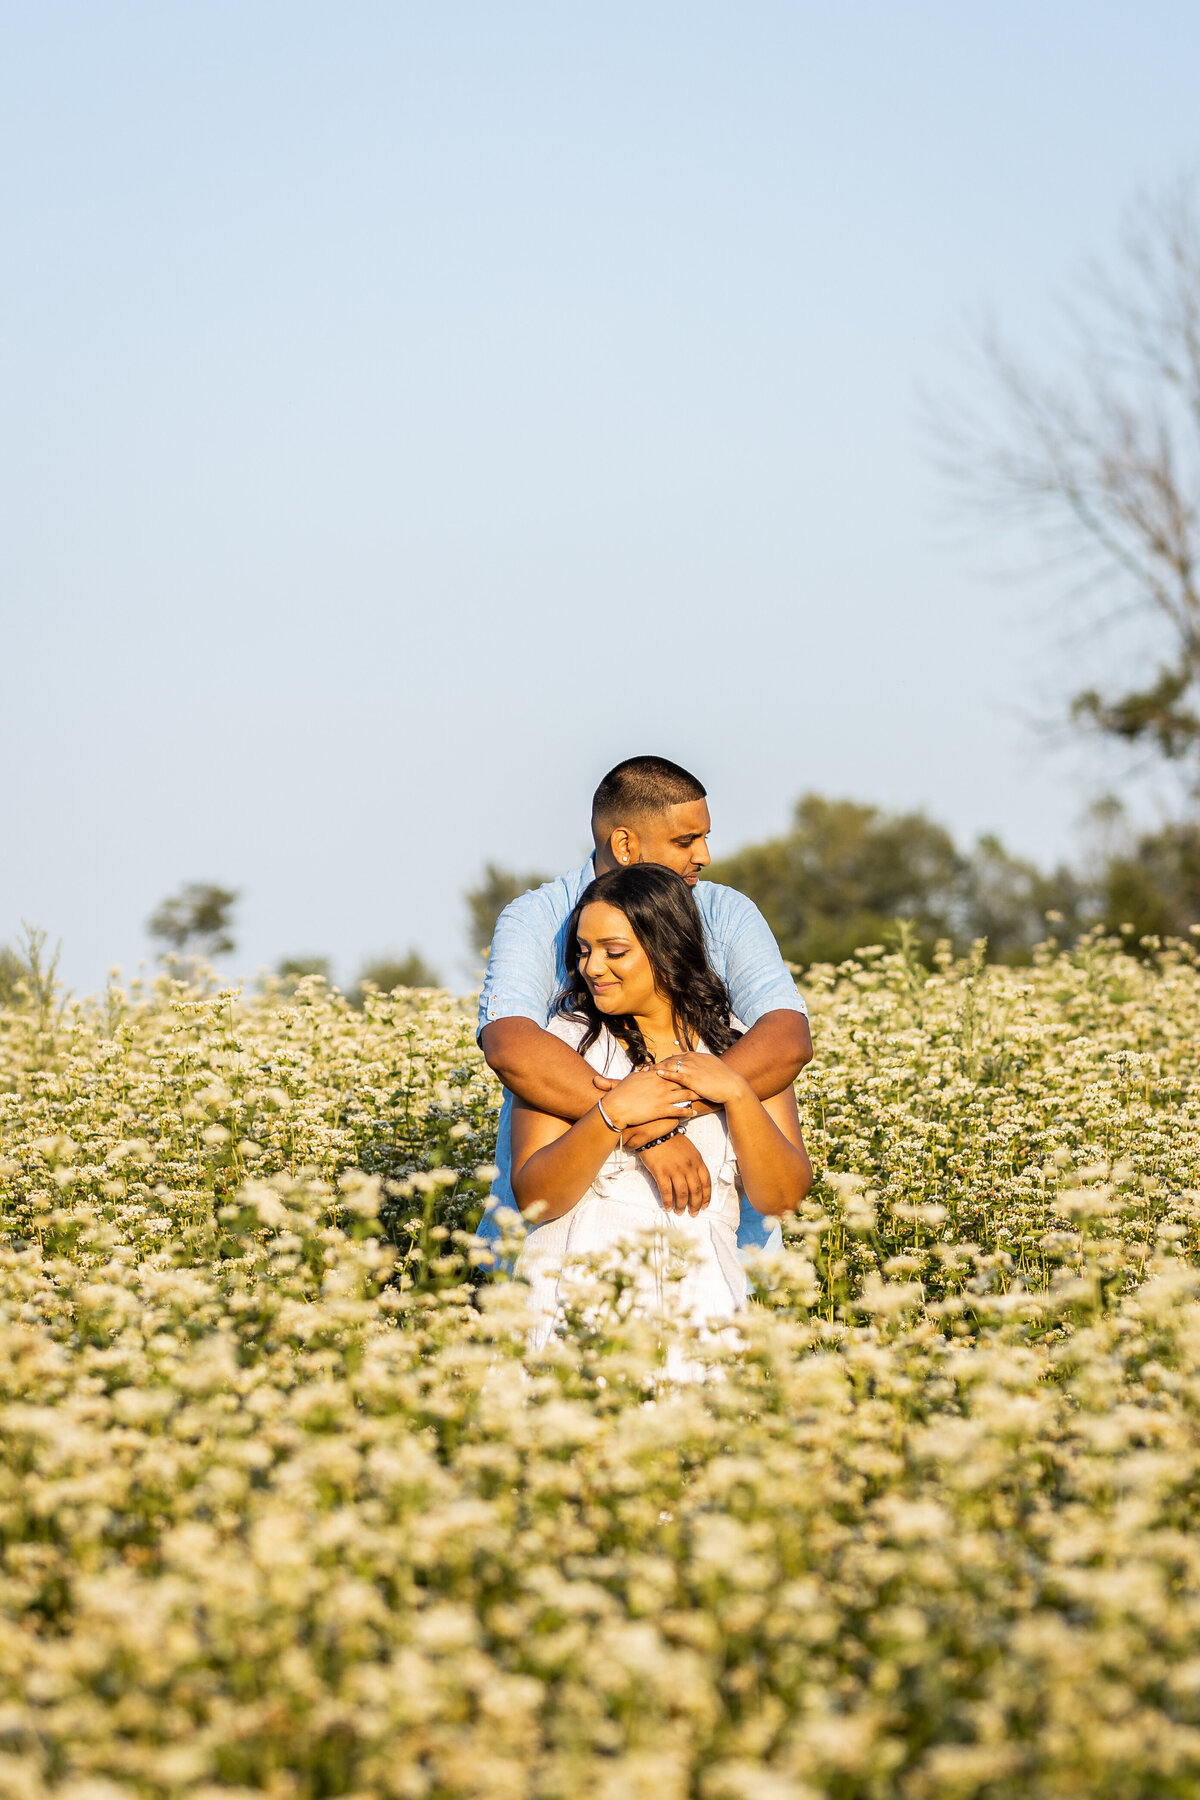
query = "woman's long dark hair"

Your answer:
(555, 865), (738, 1066)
